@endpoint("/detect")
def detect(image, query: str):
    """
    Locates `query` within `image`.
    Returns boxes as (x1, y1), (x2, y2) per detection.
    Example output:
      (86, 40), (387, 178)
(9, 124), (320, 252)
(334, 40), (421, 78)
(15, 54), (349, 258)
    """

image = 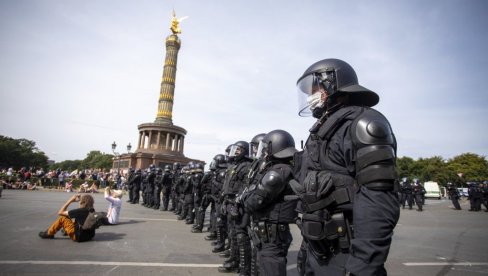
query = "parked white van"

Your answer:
(423, 181), (441, 199)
